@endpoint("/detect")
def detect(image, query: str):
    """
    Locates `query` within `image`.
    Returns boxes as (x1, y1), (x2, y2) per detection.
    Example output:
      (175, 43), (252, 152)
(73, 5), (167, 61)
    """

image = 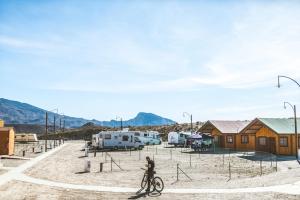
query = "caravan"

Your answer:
(92, 131), (144, 150)
(134, 131), (162, 145)
(168, 131), (191, 147)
